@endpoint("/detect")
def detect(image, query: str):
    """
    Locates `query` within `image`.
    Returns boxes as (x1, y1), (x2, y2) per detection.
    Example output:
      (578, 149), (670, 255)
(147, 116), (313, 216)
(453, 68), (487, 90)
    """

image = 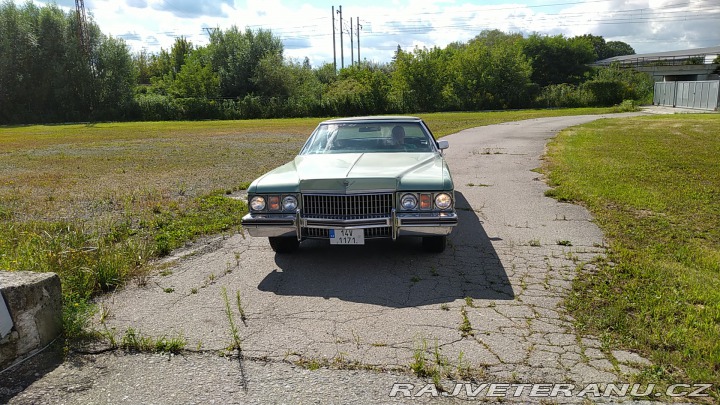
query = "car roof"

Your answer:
(320, 116), (423, 124)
